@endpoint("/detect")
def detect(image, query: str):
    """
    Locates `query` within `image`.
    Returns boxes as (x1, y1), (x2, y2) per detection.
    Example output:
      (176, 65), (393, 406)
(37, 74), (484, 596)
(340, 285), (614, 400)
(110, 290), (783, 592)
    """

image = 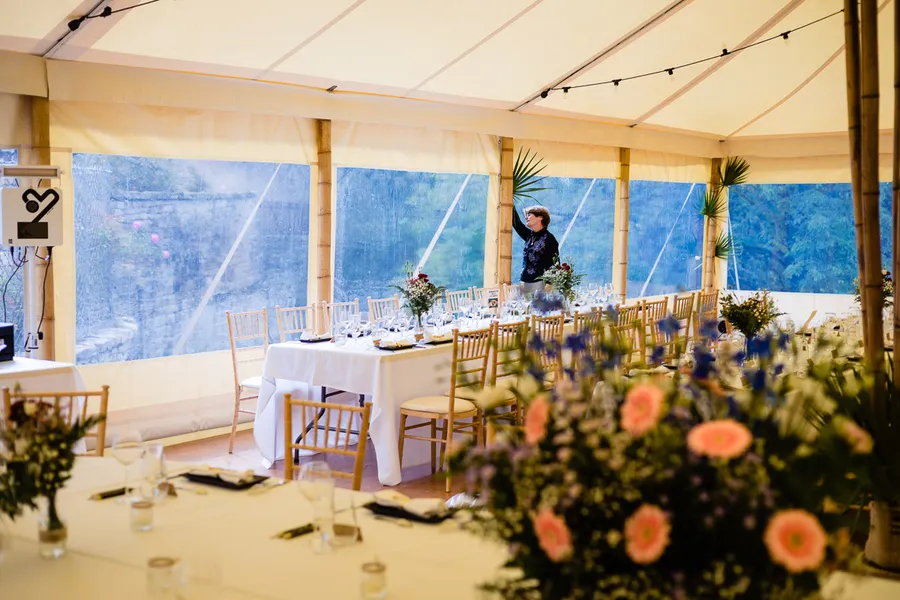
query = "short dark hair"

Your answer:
(525, 206), (550, 227)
